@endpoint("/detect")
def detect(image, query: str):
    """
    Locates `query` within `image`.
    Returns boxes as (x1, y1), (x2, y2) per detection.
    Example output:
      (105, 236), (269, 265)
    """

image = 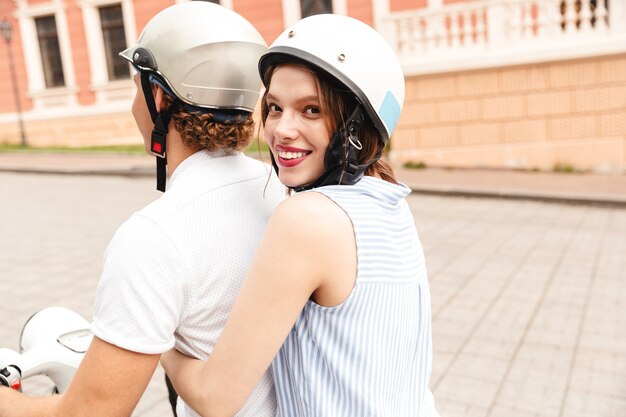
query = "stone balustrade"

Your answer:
(380, 0), (626, 76)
